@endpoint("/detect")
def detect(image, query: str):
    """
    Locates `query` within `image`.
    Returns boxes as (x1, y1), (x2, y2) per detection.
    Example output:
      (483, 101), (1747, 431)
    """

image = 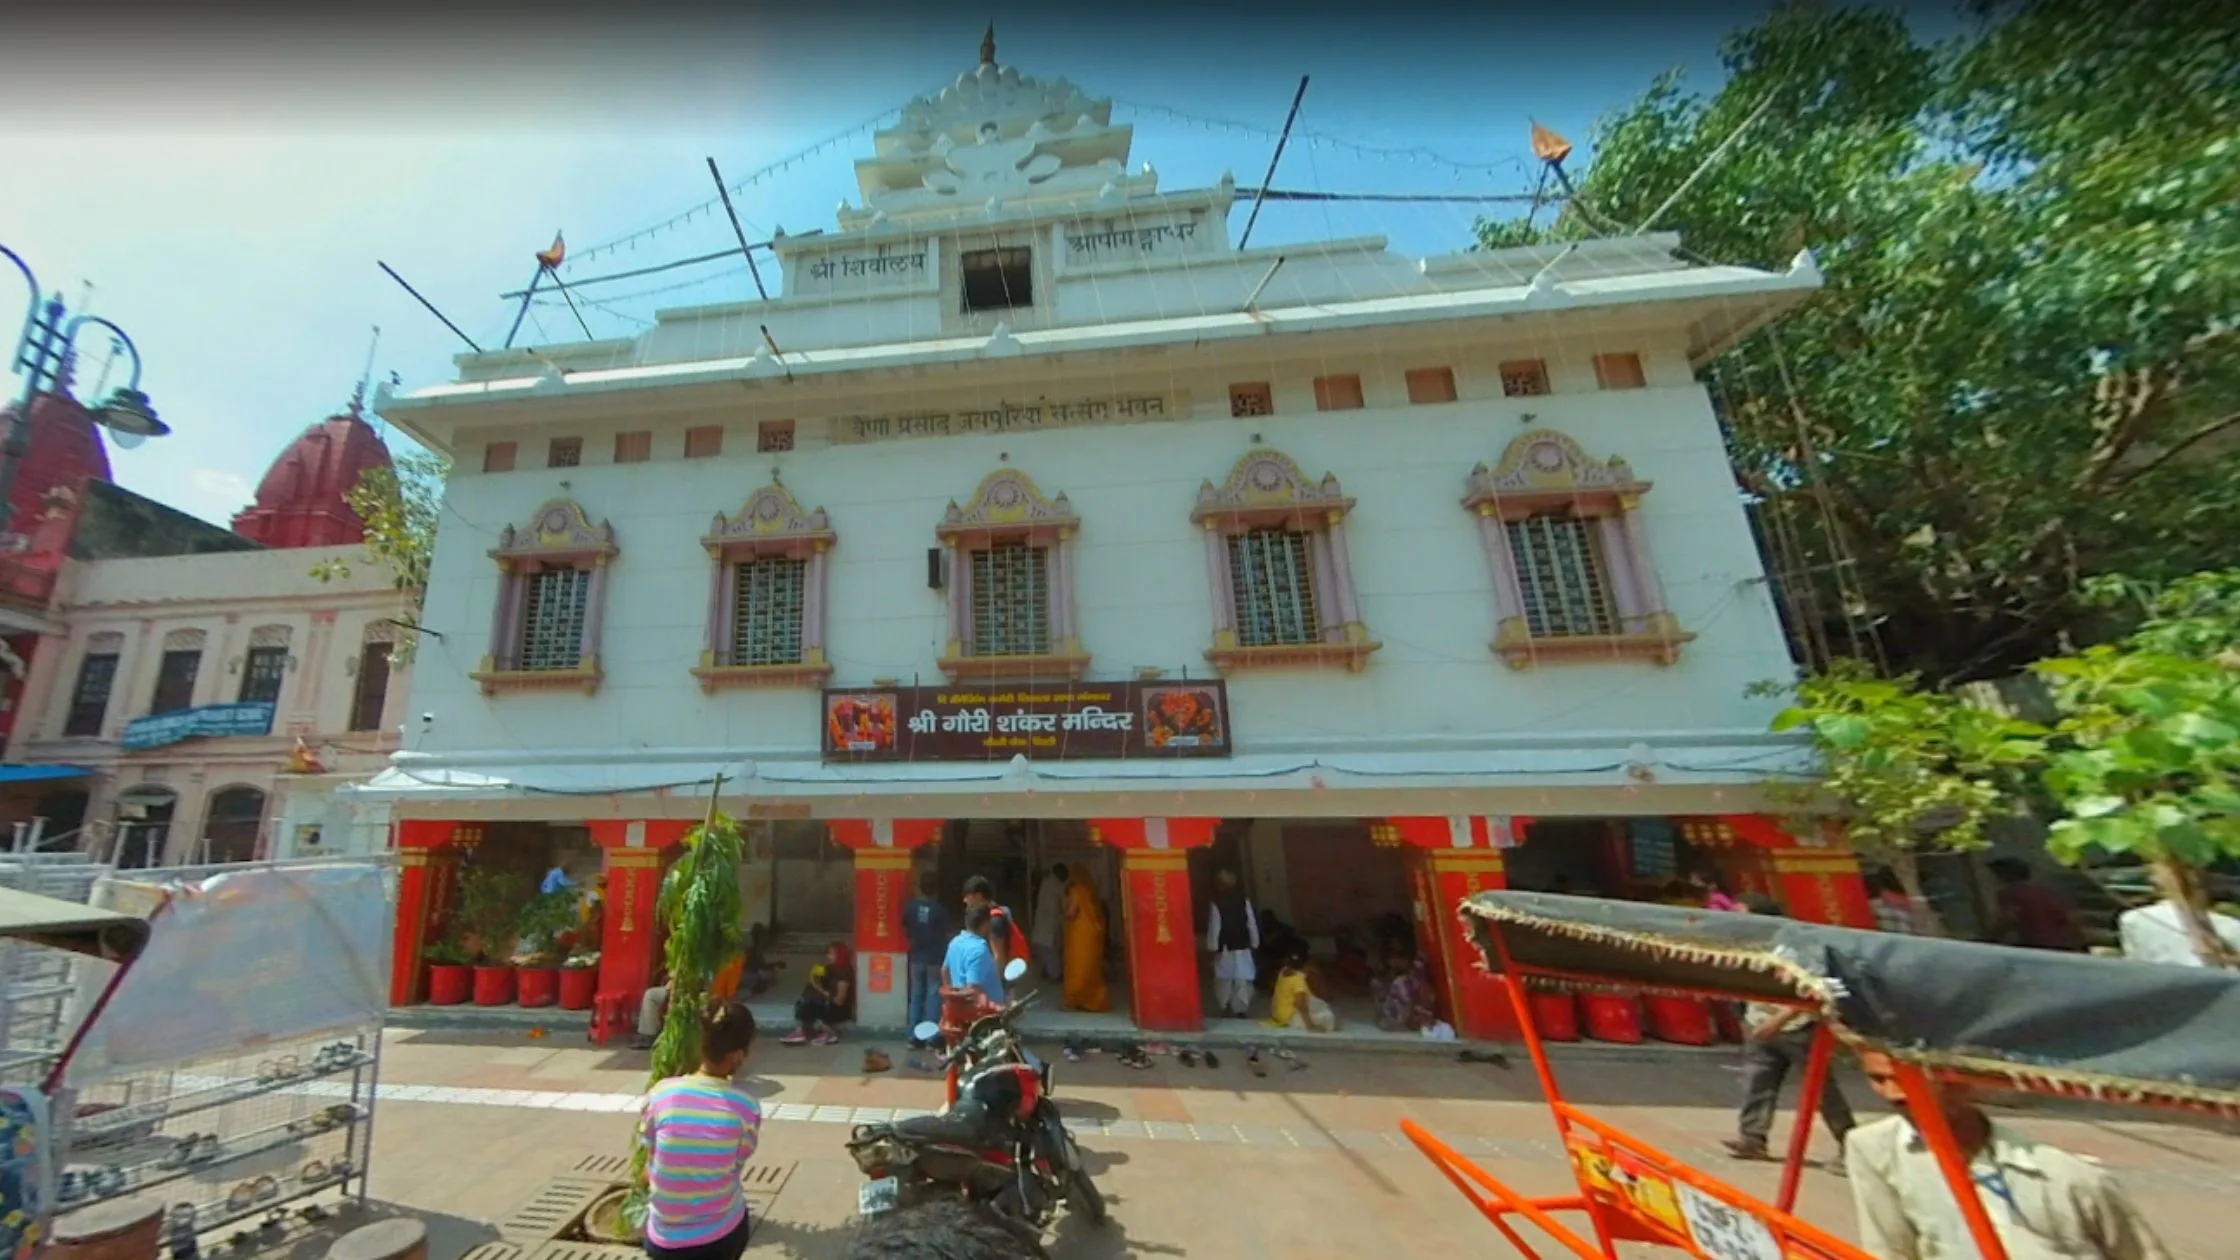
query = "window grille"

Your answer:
(238, 646), (287, 705)
(969, 542), (1050, 656)
(518, 567), (590, 670)
(151, 650), (201, 714)
(1228, 383), (1274, 417)
(729, 557), (806, 666)
(1505, 515), (1619, 638)
(1499, 359), (1551, 397)
(65, 653), (118, 737)
(548, 437), (583, 468)
(757, 421), (795, 453)
(1227, 528), (1320, 647)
